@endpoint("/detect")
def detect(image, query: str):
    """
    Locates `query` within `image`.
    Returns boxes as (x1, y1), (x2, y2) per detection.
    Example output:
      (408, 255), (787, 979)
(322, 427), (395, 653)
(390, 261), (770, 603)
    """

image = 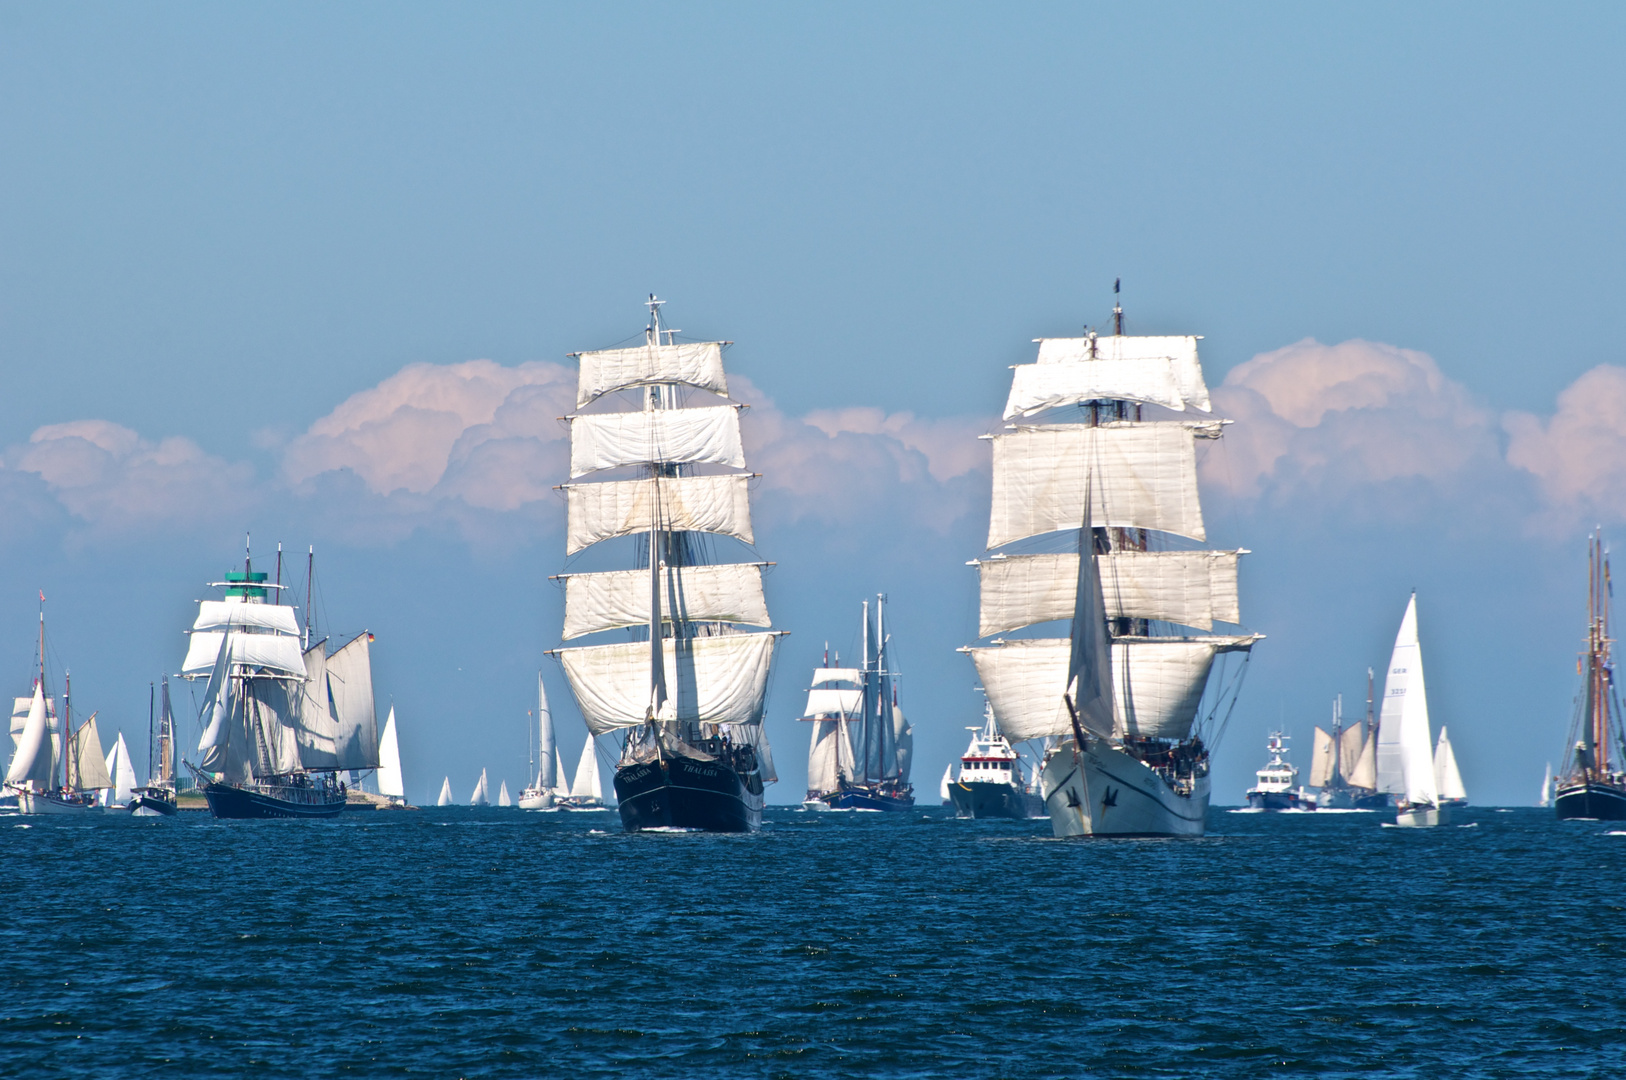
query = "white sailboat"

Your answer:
(1434, 726), (1467, 807)
(6, 603), (109, 814)
(1539, 762), (1554, 808)
(376, 706), (407, 806)
(470, 769), (490, 807)
(963, 299), (1259, 837)
(100, 733), (137, 808)
(1379, 593), (1449, 827)
(519, 673), (557, 810)
(557, 738), (606, 809)
(436, 776), (452, 806)
(497, 780), (512, 807)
